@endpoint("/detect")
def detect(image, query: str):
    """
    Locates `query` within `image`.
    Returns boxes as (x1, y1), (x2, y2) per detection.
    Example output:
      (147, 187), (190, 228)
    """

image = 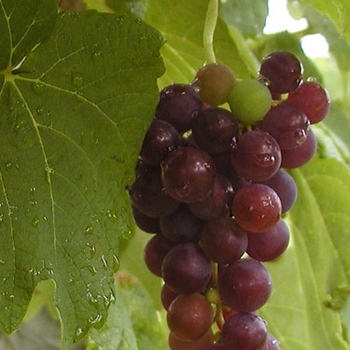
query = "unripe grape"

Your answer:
(192, 63), (237, 106)
(228, 79), (272, 125)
